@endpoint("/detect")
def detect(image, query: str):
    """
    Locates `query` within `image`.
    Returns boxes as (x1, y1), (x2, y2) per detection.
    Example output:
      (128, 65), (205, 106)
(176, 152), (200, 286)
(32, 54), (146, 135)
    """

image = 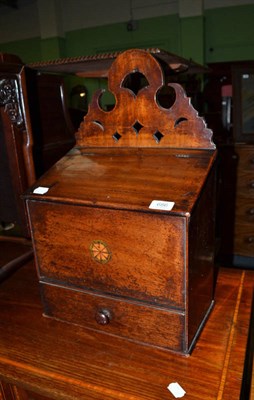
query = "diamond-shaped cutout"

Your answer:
(112, 132), (122, 142)
(153, 131), (164, 143)
(133, 121), (143, 133)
